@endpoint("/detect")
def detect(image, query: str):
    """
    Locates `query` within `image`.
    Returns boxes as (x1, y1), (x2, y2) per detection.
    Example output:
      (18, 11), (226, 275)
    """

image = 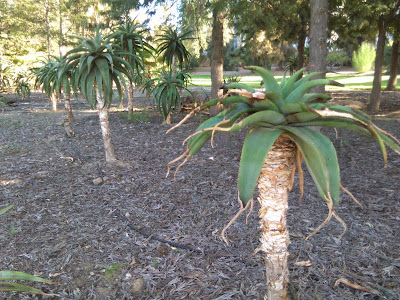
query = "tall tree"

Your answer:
(385, 20), (400, 91)
(309, 0), (328, 93)
(210, 6), (224, 99)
